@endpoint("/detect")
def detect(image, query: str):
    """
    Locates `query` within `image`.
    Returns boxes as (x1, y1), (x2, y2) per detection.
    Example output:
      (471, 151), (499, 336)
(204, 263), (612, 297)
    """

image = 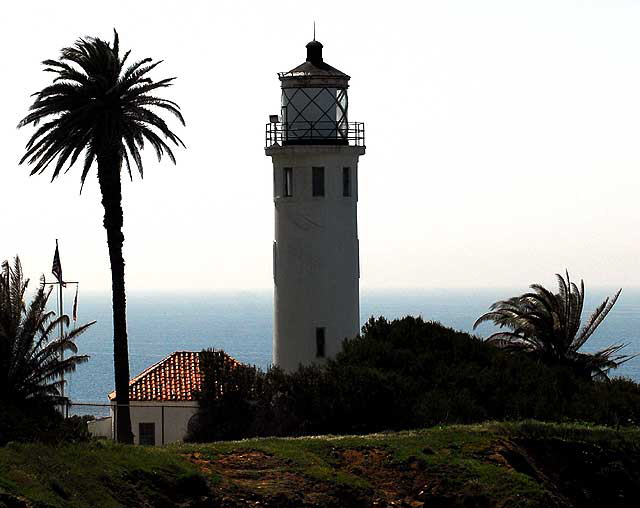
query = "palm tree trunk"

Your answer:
(98, 151), (133, 444)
